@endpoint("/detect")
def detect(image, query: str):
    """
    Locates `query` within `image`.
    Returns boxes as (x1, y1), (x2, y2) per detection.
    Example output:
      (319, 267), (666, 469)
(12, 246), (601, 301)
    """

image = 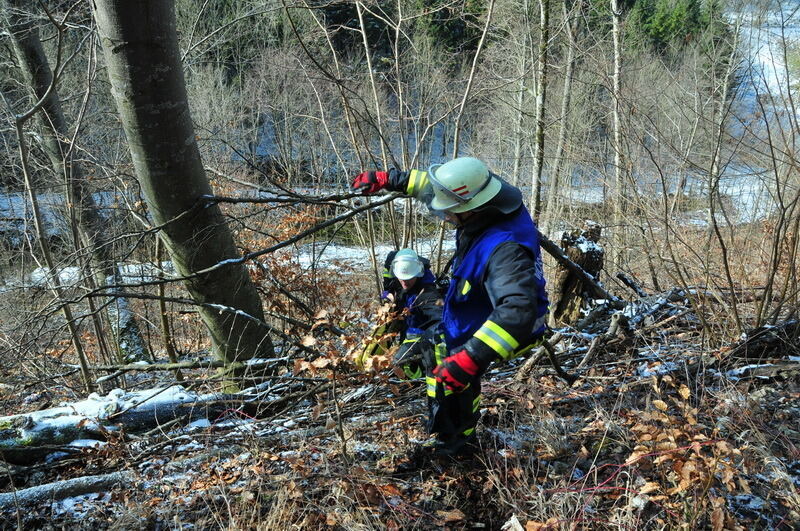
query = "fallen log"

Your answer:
(726, 320), (800, 361)
(0, 471), (133, 511)
(0, 386), (243, 464)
